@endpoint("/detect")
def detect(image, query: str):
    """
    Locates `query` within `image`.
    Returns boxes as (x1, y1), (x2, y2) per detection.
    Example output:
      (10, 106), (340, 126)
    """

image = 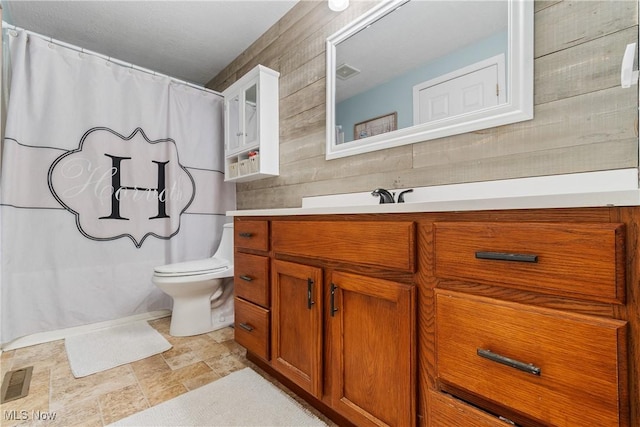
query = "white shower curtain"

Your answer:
(0, 28), (236, 344)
